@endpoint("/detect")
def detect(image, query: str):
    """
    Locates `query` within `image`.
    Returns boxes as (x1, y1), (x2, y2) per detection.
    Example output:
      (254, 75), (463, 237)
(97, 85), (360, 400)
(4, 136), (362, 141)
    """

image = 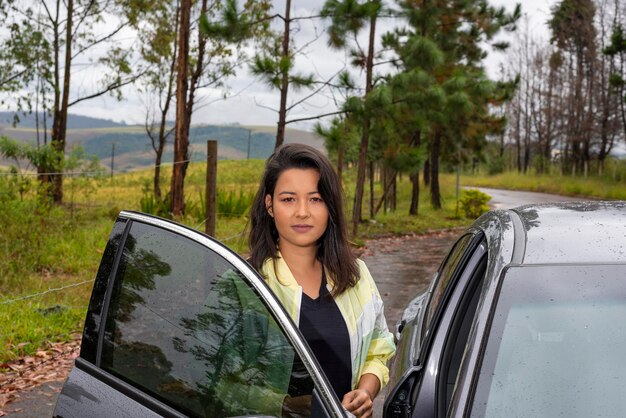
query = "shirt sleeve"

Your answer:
(358, 261), (397, 388)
